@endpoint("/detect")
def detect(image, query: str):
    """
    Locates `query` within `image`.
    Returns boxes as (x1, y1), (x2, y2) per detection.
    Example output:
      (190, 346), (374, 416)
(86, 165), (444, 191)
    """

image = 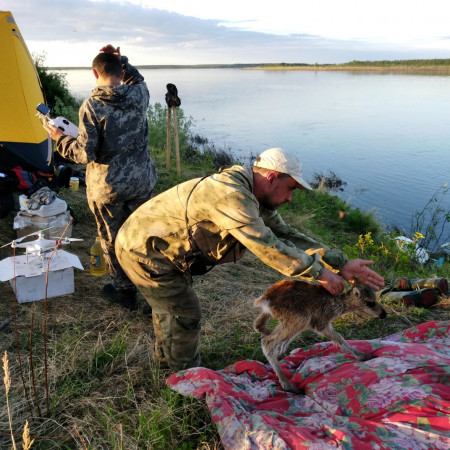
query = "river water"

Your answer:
(58, 68), (450, 244)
